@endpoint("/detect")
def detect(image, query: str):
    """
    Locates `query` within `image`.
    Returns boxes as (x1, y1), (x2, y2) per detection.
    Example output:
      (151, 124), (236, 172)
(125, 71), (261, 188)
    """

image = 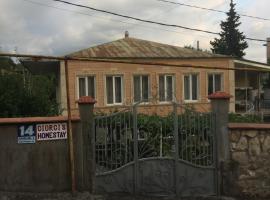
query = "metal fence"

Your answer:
(94, 103), (215, 173)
